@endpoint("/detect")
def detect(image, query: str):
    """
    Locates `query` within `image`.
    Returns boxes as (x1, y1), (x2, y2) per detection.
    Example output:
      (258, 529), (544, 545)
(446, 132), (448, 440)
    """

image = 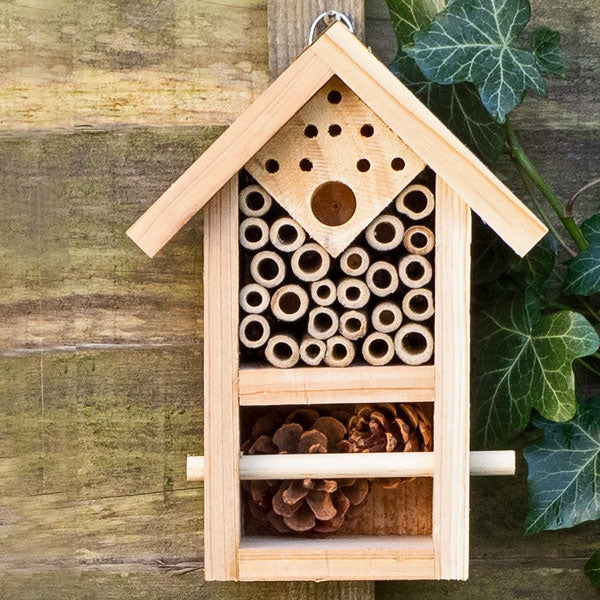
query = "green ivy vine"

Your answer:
(385, 0), (600, 587)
